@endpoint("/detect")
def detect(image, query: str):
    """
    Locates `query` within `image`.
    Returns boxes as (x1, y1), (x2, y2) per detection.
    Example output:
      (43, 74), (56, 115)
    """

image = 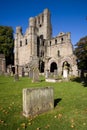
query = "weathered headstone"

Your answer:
(45, 70), (49, 79)
(22, 67), (24, 77)
(63, 69), (68, 78)
(23, 87), (54, 117)
(54, 69), (57, 78)
(19, 67), (25, 77)
(14, 74), (19, 81)
(32, 67), (39, 82)
(29, 69), (33, 78)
